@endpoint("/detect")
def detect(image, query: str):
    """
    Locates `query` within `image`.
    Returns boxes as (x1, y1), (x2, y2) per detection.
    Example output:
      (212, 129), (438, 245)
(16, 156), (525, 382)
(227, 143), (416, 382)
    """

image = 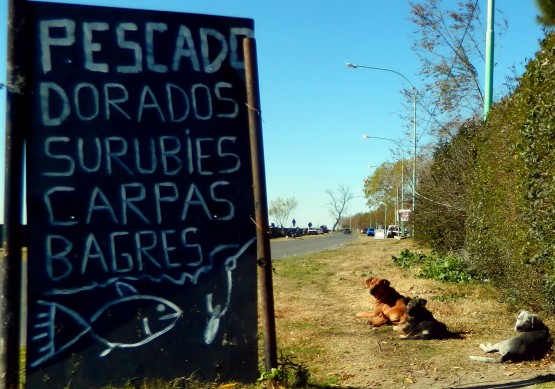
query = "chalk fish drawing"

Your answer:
(30, 295), (181, 368)
(32, 237), (256, 361)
